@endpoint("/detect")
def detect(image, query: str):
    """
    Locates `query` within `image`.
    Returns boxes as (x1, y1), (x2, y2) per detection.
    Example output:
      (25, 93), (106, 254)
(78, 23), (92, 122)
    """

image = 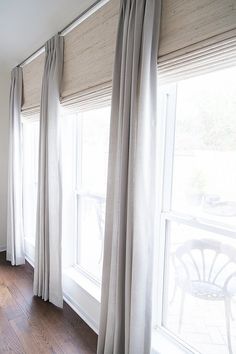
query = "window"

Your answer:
(75, 106), (110, 282)
(156, 67), (236, 354)
(22, 118), (40, 243)
(61, 105), (110, 284)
